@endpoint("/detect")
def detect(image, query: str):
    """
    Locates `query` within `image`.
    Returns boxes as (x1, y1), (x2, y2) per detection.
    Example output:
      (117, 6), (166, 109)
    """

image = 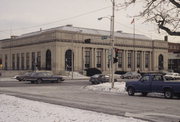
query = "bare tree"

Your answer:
(123, 0), (180, 36)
